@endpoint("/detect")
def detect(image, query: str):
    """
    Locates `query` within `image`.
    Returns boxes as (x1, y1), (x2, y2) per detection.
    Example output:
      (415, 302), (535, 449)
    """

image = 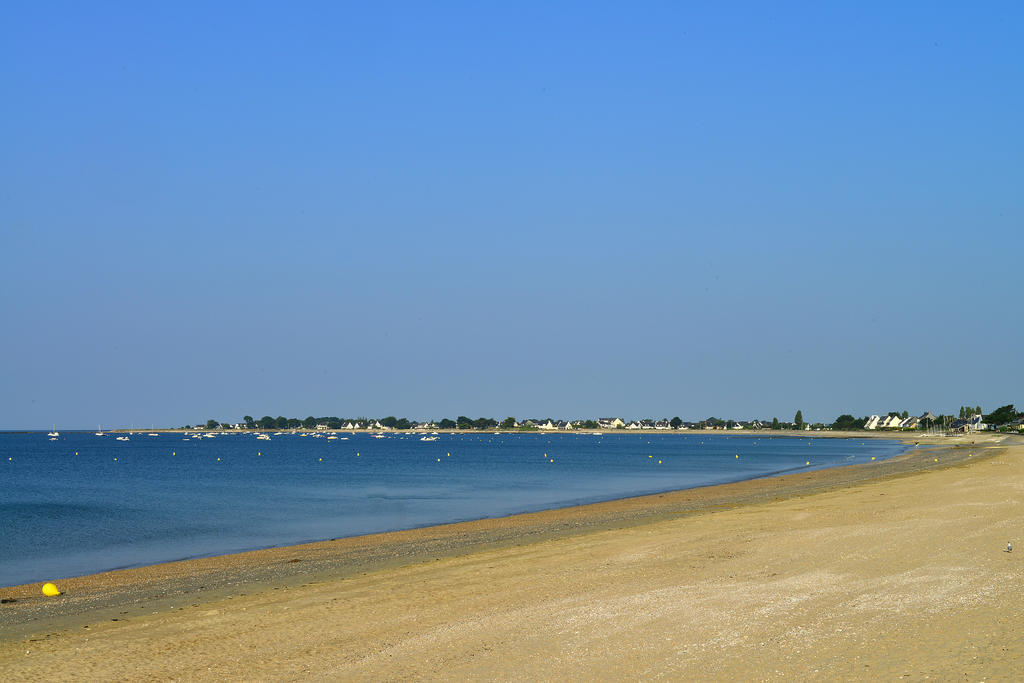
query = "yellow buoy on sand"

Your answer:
(41, 582), (61, 597)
